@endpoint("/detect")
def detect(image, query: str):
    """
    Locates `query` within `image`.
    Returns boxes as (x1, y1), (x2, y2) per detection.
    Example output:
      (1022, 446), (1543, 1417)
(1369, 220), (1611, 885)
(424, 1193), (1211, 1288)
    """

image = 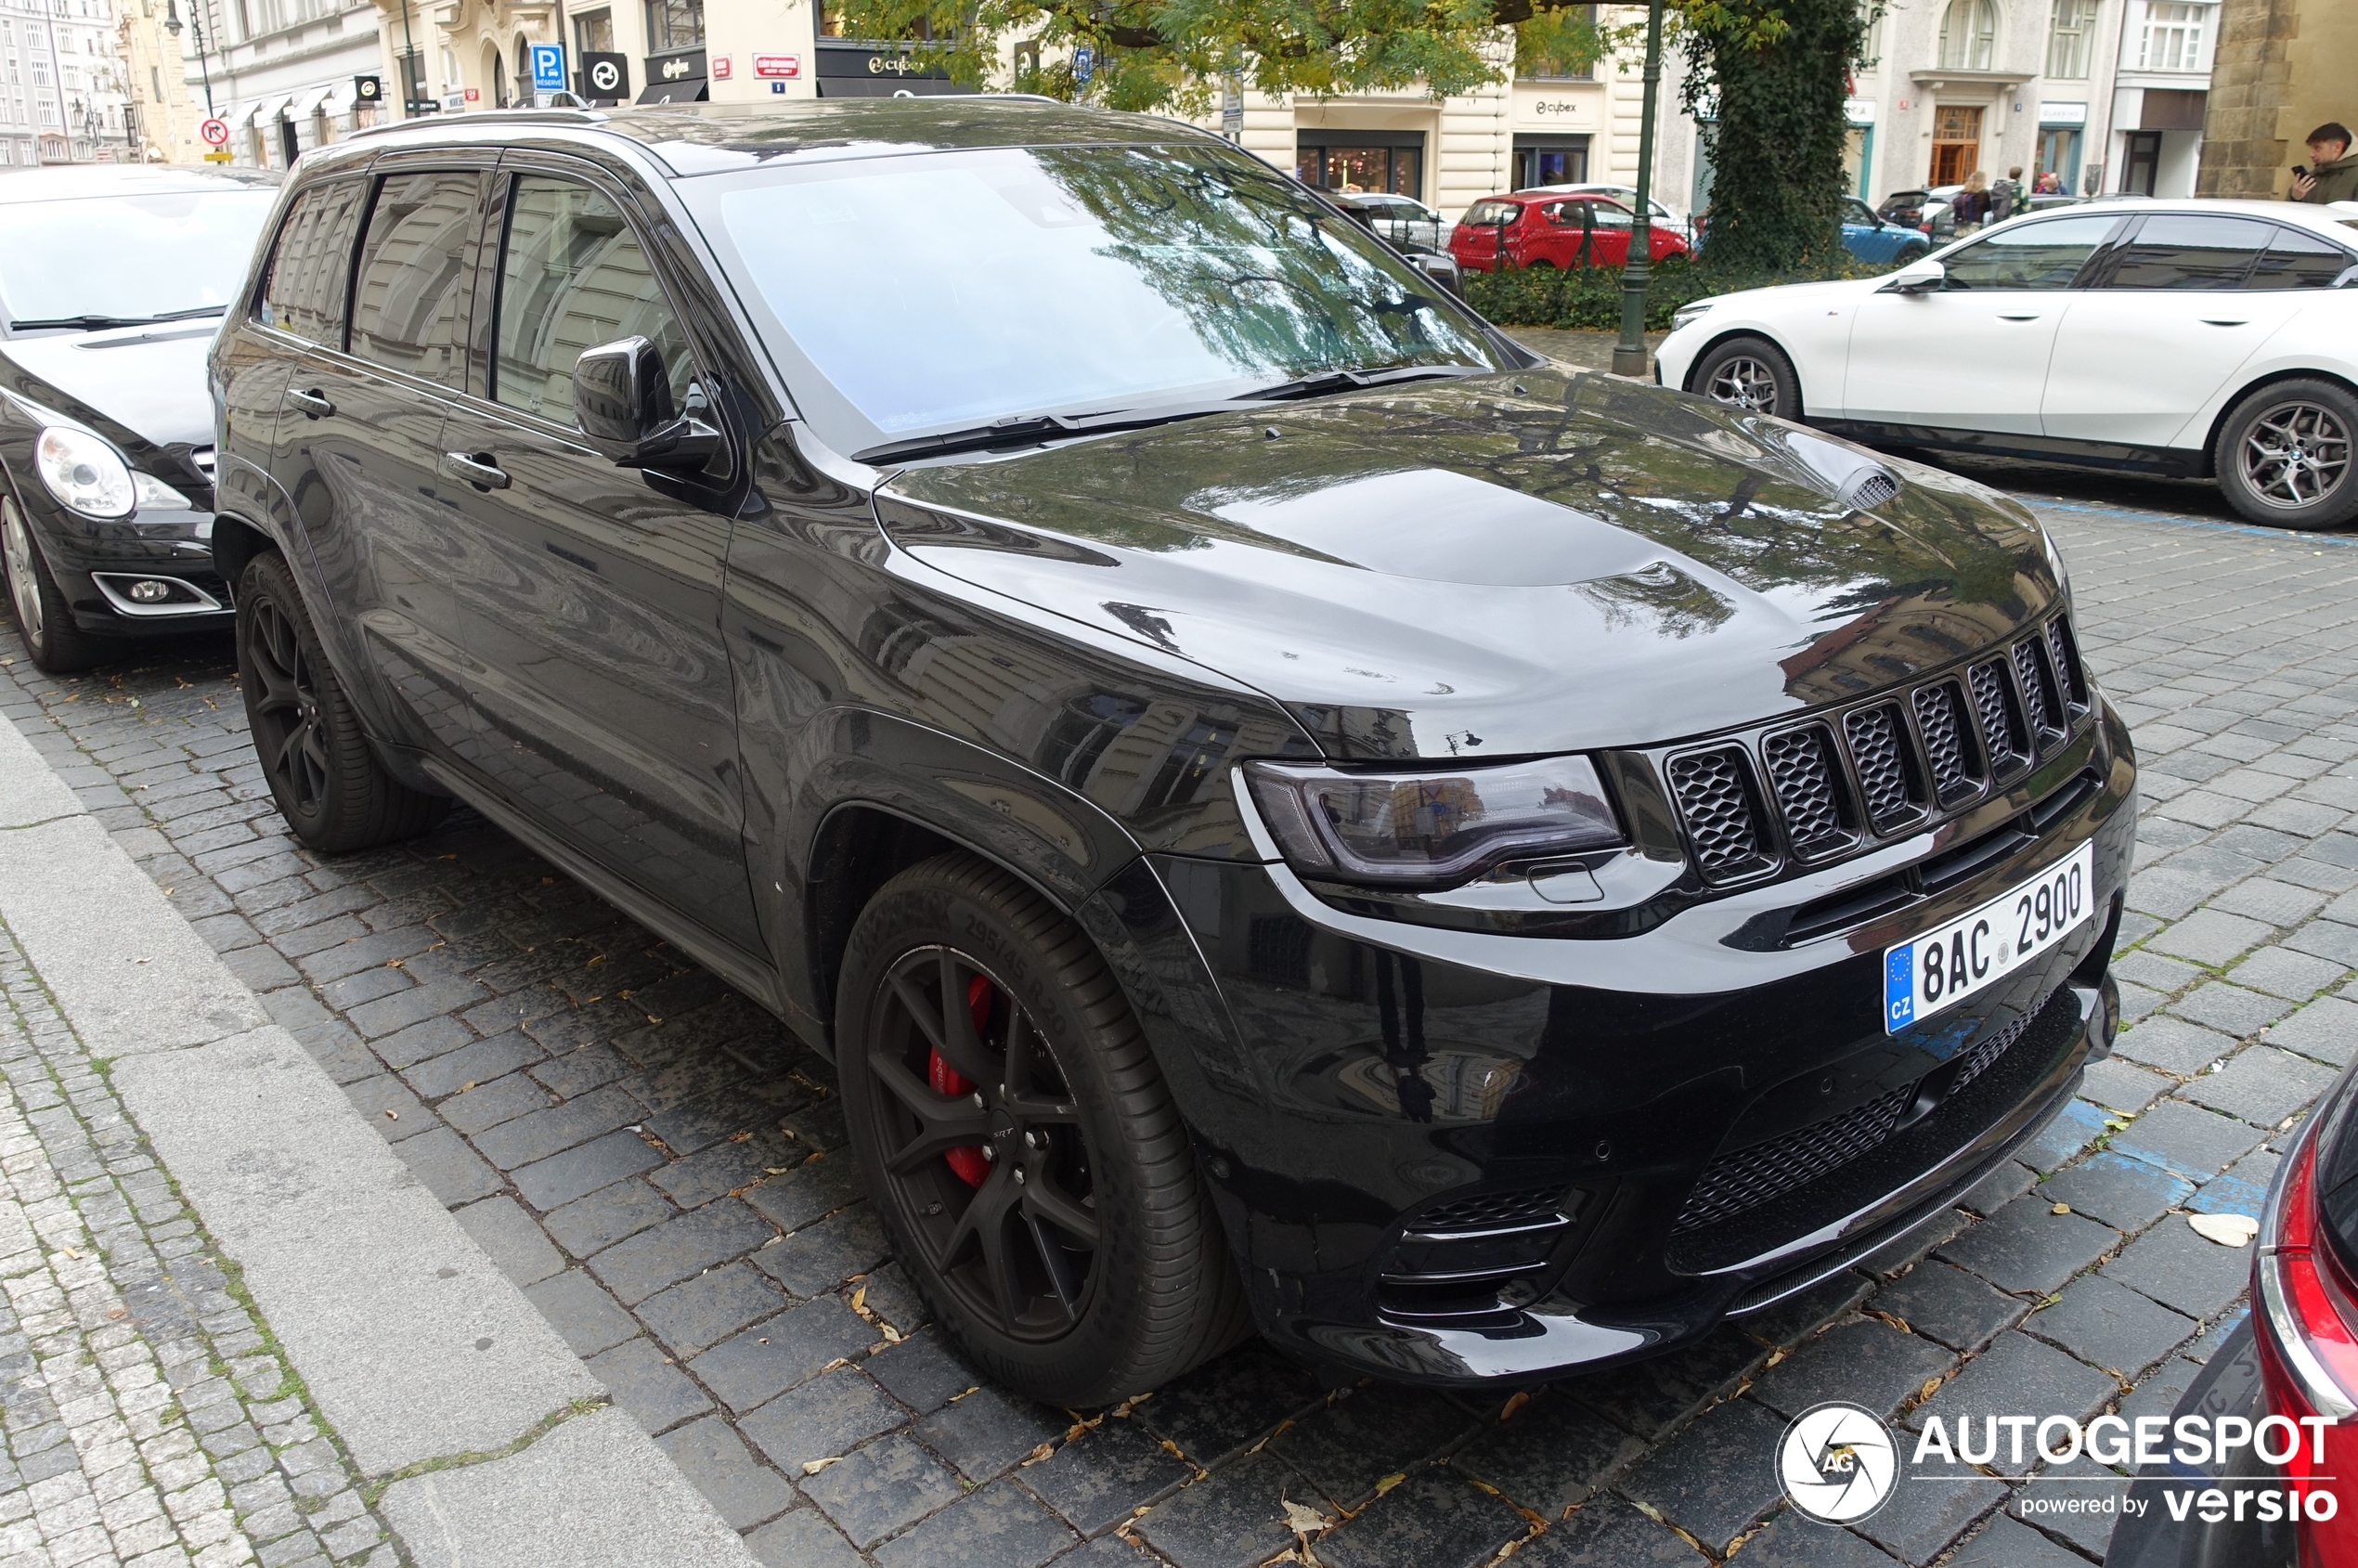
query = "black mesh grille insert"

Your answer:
(2046, 616), (2089, 709)
(1846, 470), (1900, 511)
(1668, 747), (1769, 881)
(1676, 1001), (2046, 1233)
(2013, 639), (2061, 742)
(1843, 704), (1922, 833)
(1411, 1184), (1567, 1234)
(1912, 681), (1980, 806)
(1969, 660), (2025, 769)
(1762, 727), (1848, 857)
